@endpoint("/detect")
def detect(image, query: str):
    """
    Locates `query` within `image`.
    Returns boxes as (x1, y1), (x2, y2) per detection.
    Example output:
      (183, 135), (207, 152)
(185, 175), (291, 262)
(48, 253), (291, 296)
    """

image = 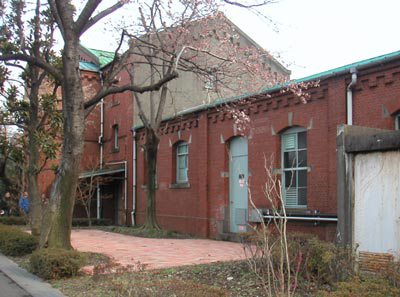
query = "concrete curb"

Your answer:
(0, 253), (65, 297)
